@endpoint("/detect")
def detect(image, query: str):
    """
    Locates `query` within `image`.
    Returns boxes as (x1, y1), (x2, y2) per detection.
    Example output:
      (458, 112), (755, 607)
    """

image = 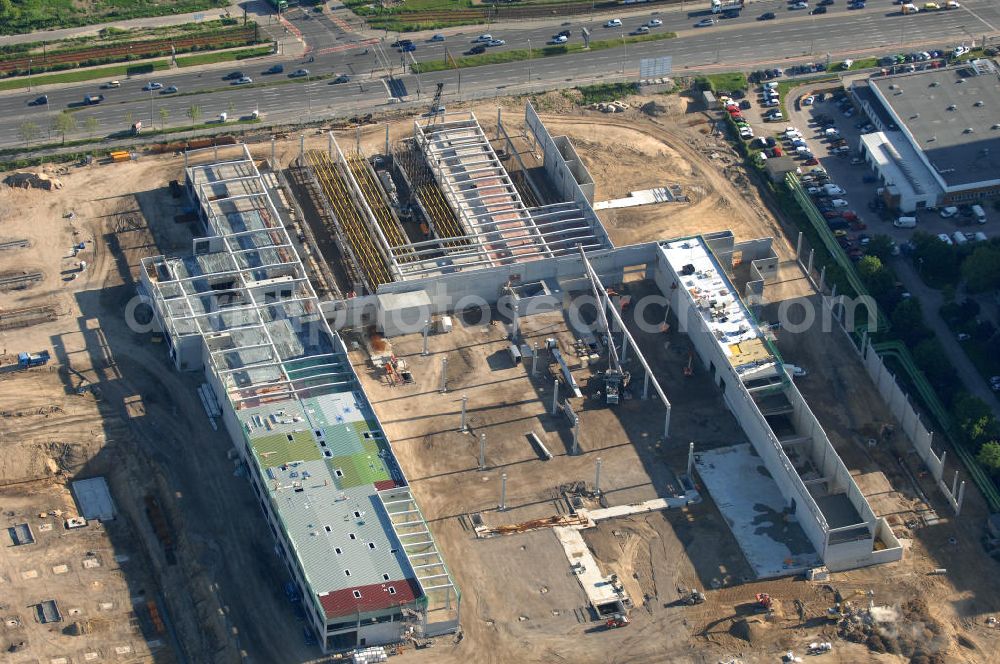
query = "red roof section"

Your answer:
(374, 479), (405, 491)
(318, 578), (421, 619)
